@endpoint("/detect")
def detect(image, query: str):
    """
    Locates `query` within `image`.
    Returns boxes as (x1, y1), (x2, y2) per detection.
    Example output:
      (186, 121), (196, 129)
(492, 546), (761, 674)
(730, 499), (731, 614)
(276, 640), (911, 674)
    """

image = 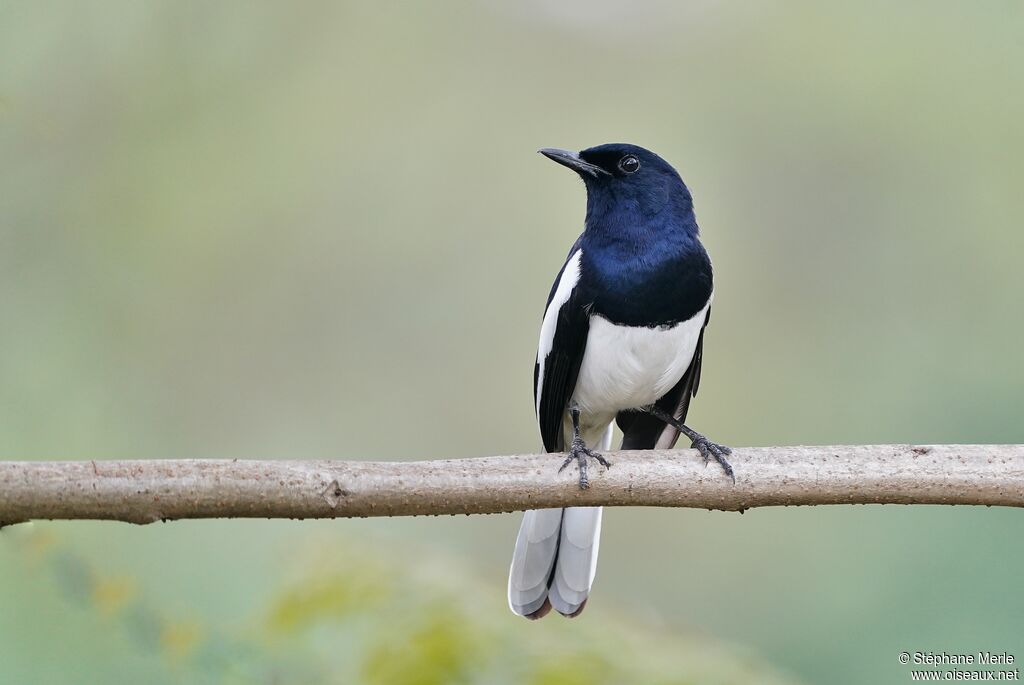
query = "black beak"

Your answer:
(538, 148), (610, 178)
